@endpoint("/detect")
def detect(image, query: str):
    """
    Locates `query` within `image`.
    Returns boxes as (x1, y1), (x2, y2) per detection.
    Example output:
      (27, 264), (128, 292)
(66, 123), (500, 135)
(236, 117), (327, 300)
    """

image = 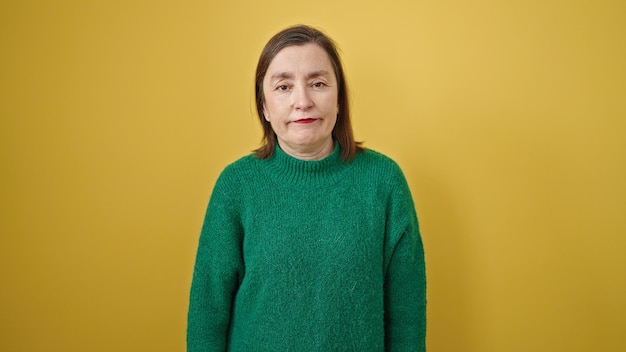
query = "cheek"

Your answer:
(263, 94), (279, 112)
(327, 92), (339, 114)
(262, 94), (273, 120)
